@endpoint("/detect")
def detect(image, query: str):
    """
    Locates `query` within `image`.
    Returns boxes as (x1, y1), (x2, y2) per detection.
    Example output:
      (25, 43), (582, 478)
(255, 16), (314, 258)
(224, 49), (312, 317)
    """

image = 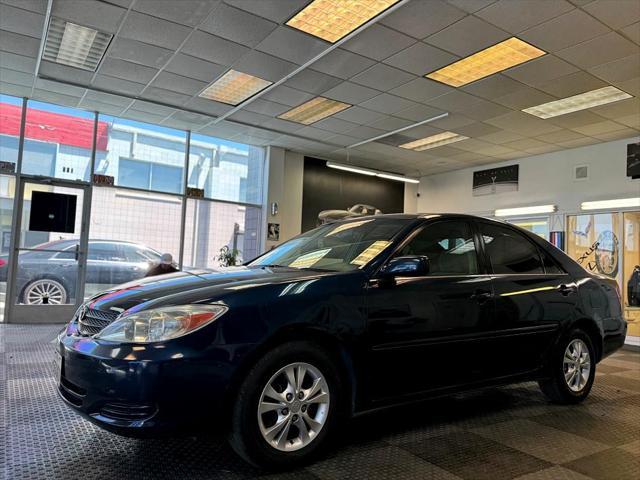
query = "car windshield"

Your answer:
(250, 218), (407, 272)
